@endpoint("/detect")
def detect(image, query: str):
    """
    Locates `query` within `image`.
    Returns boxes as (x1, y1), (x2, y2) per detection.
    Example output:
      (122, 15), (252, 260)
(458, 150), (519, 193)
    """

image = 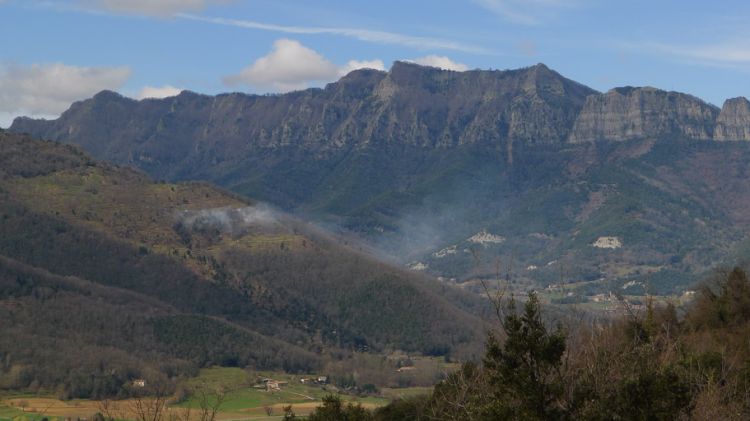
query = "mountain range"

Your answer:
(10, 61), (750, 296)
